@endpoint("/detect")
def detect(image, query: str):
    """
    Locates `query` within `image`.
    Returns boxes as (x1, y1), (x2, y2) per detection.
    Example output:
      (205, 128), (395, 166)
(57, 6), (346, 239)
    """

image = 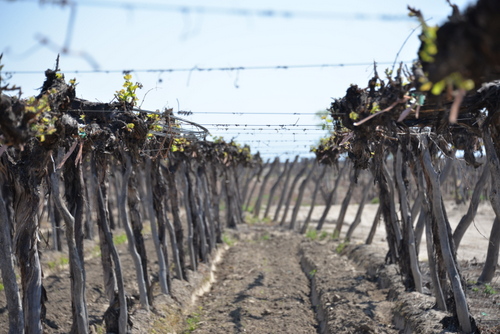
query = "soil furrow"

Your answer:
(189, 228), (319, 333)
